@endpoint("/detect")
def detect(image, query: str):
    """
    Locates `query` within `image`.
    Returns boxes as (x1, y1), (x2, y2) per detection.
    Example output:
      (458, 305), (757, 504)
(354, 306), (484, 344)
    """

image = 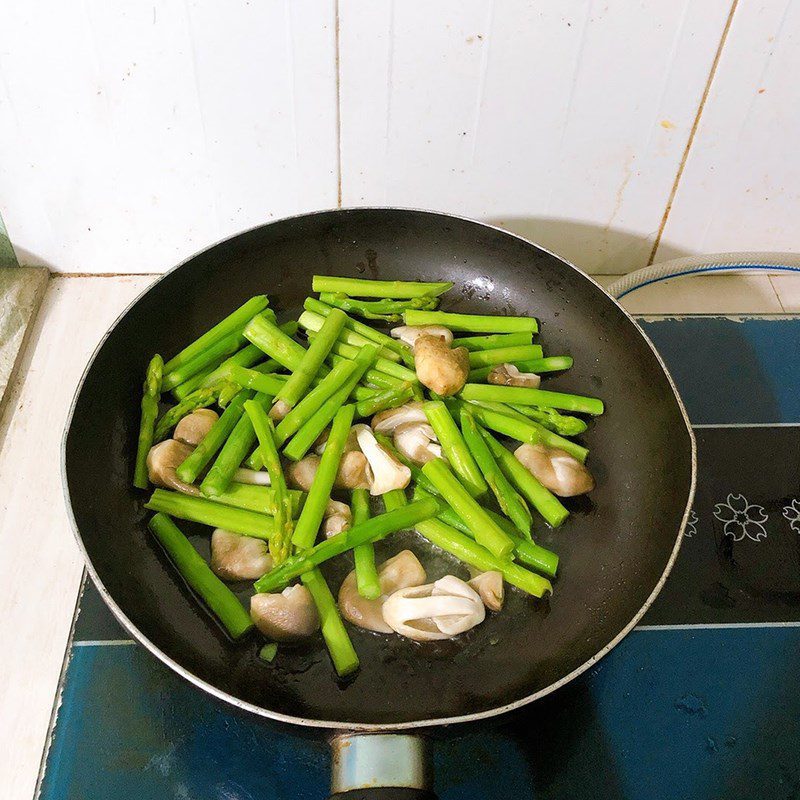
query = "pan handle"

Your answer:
(329, 733), (437, 799)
